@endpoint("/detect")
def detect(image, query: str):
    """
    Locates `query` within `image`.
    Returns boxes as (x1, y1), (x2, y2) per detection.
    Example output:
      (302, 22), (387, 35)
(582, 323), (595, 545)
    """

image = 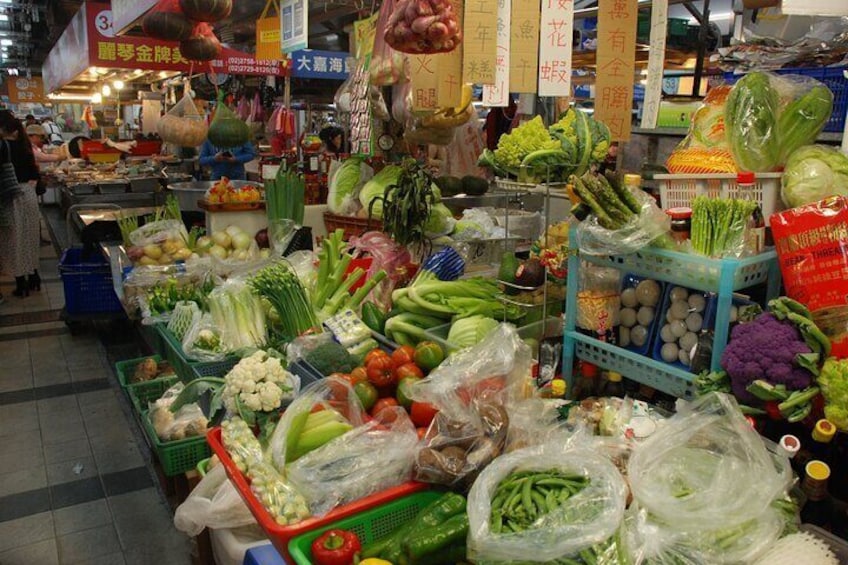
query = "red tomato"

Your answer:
(410, 402), (439, 428)
(373, 405), (400, 425)
(365, 349), (391, 365)
(327, 373), (348, 381)
(366, 357), (396, 388)
(416, 427), (428, 440)
(396, 376), (422, 409)
(349, 367), (368, 385)
(395, 363), (424, 381)
(391, 345), (416, 368)
(371, 397), (399, 417)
